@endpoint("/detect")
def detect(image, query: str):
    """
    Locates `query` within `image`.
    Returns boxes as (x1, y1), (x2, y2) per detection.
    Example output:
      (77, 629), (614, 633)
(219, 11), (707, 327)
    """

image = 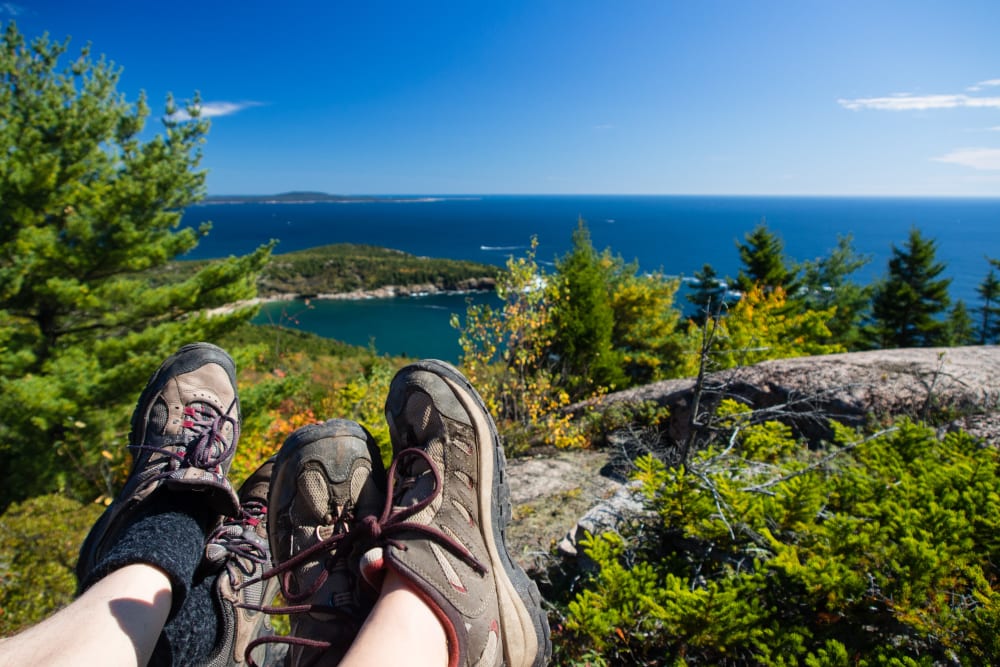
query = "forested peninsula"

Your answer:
(169, 243), (498, 303)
